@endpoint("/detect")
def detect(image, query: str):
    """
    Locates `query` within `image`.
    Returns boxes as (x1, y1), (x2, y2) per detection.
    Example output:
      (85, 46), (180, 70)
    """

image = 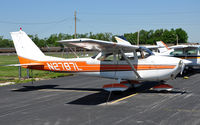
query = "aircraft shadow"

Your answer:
(67, 81), (187, 105)
(12, 85), (102, 92)
(12, 82), (187, 105)
(12, 85), (59, 92)
(67, 90), (135, 105)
